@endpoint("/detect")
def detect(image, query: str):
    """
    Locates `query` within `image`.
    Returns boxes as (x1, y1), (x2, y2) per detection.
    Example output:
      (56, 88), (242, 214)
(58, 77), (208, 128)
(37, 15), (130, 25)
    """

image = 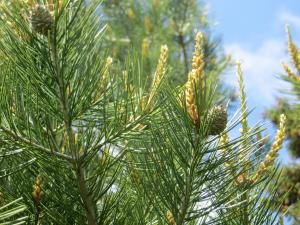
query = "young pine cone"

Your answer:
(30, 5), (53, 35)
(208, 106), (227, 135)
